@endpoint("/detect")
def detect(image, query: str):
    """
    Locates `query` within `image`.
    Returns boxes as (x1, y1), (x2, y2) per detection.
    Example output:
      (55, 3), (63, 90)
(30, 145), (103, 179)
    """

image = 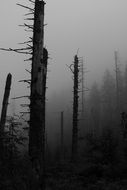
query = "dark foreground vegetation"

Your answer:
(1, 124), (127, 190)
(1, 61), (127, 189)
